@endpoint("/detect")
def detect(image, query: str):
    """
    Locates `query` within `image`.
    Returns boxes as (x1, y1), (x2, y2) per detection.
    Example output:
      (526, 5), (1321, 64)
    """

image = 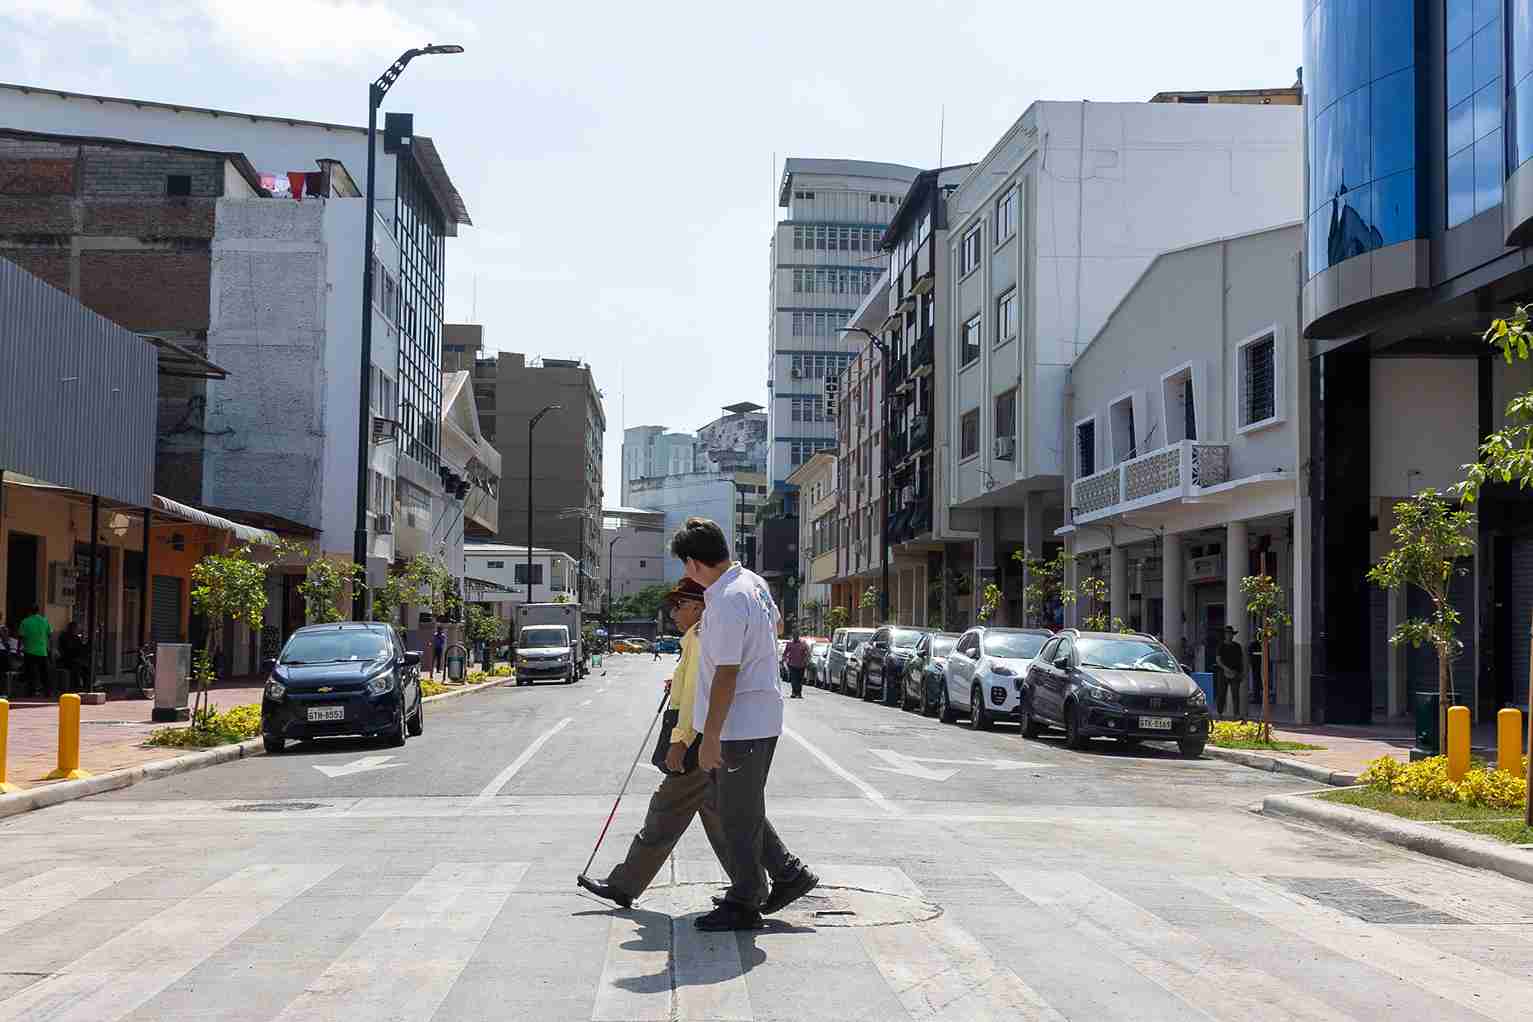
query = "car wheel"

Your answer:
(1063, 700), (1088, 750)
(969, 684), (991, 731)
(407, 697), (424, 736)
(938, 684), (958, 724)
(1018, 692), (1043, 738)
(565, 665), (576, 684)
(262, 734), (285, 755)
(860, 667), (874, 701)
(1178, 740), (1205, 759)
(920, 681), (934, 717)
(883, 668), (899, 707)
(385, 696), (407, 748)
